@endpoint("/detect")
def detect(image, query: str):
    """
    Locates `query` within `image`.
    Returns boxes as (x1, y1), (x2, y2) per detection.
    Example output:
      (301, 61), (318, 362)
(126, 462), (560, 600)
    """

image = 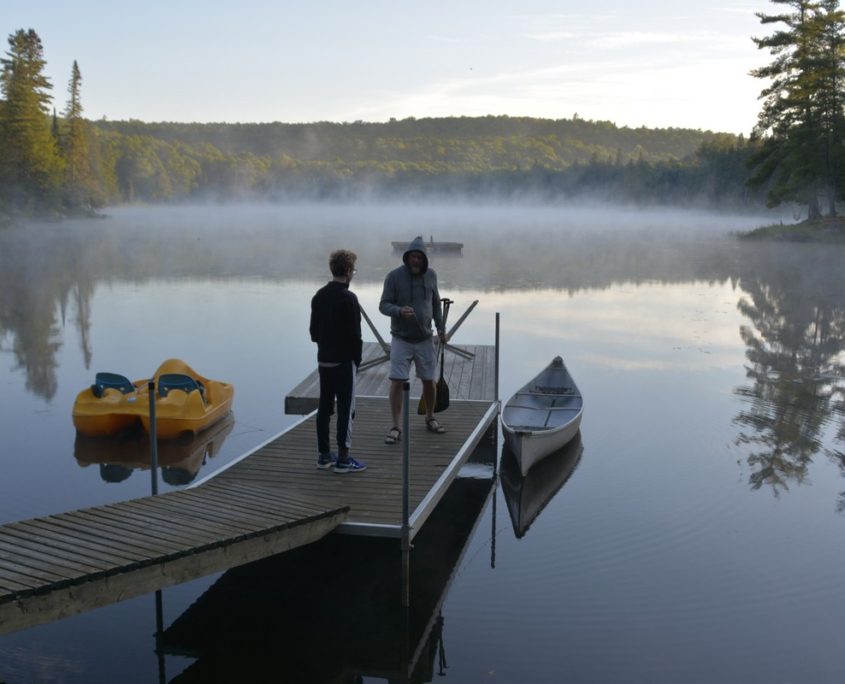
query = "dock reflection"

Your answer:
(74, 414), (234, 486)
(499, 433), (583, 539)
(158, 471), (494, 683)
